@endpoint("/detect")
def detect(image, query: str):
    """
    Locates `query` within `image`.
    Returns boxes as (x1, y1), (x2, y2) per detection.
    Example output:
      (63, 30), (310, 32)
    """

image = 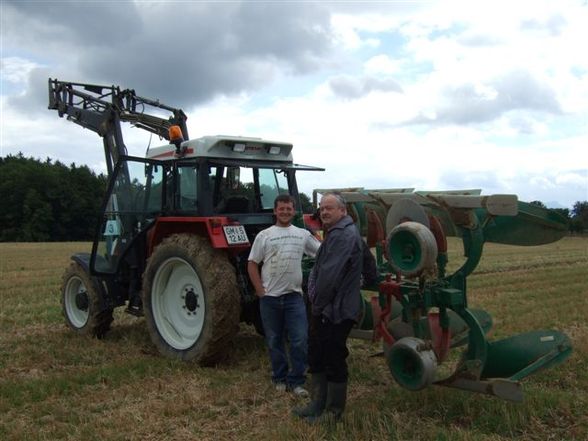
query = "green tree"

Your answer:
(571, 201), (588, 233)
(0, 154), (106, 241)
(299, 192), (314, 214)
(21, 188), (54, 241)
(552, 208), (570, 220)
(530, 200), (547, 208)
